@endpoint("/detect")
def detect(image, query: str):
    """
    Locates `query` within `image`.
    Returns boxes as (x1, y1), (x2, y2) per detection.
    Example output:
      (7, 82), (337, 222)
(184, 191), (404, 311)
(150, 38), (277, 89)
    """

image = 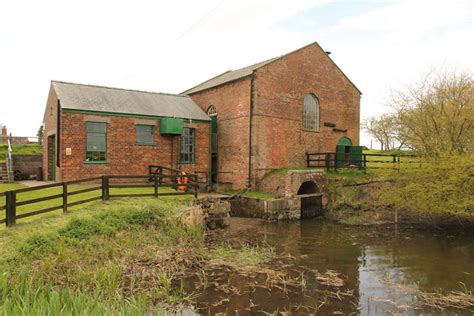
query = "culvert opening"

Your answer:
(297, 181), (323, 219)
